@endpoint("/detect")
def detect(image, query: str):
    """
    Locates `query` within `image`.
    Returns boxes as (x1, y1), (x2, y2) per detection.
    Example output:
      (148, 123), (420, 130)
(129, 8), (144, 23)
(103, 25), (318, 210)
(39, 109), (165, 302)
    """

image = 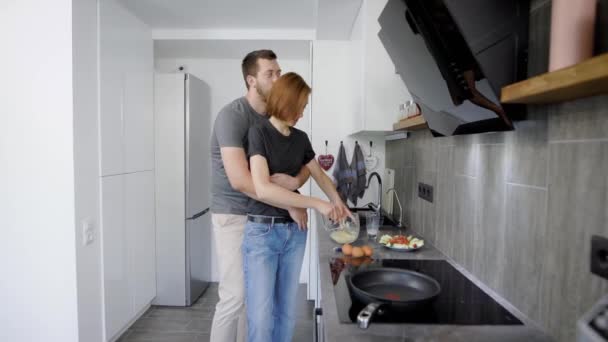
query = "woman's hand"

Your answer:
(316, 200), (339, 222)
(332, 198), (352, 222)
(287, 207), (308, 230)
(270, 173), (300, 191)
